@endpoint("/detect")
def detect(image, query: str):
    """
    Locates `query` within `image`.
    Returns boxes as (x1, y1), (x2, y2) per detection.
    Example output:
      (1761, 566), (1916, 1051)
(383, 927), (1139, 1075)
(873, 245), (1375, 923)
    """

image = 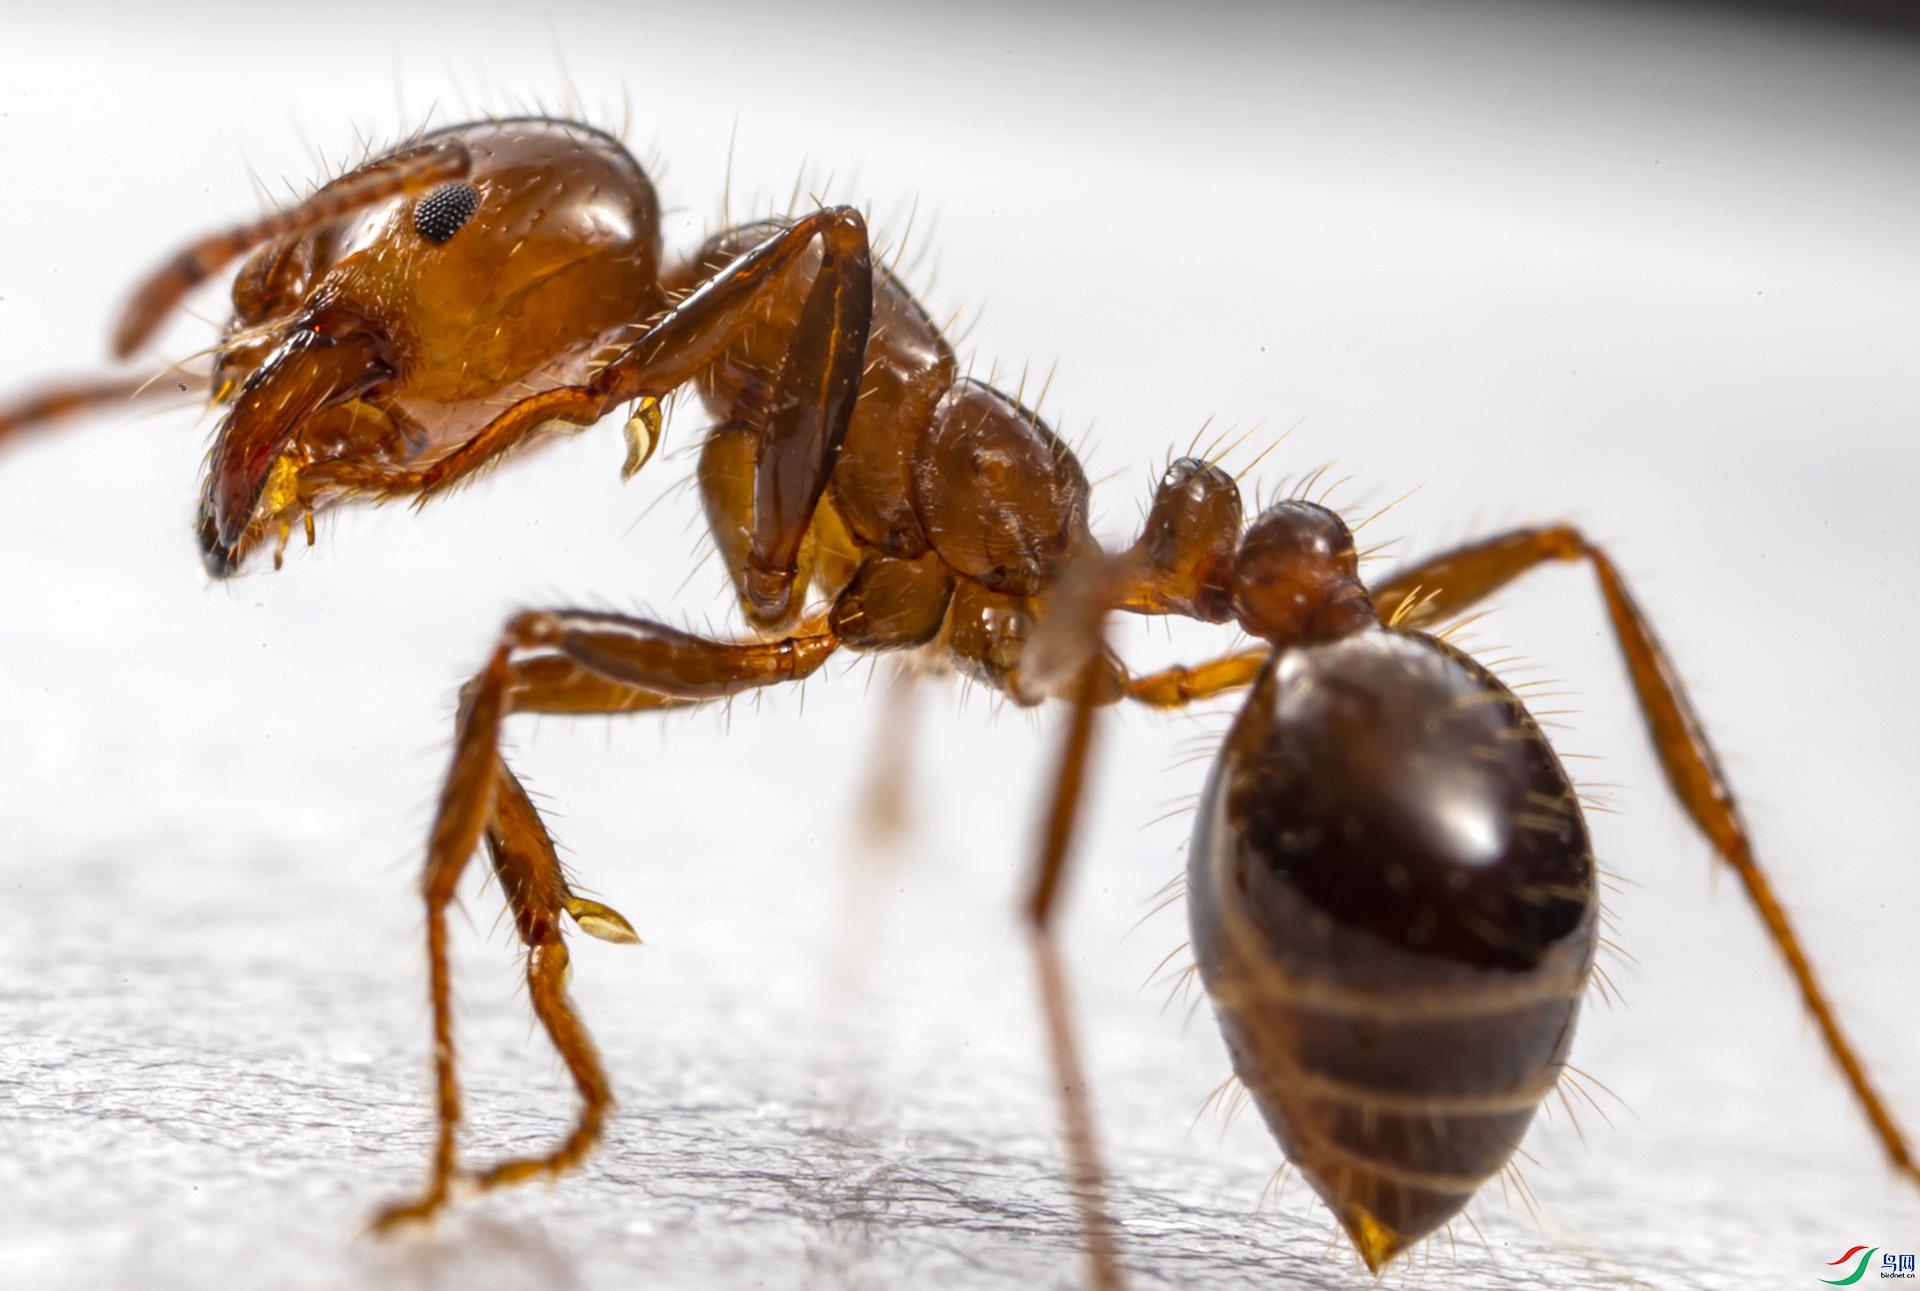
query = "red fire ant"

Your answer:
(1, 117), (1911, 1289)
